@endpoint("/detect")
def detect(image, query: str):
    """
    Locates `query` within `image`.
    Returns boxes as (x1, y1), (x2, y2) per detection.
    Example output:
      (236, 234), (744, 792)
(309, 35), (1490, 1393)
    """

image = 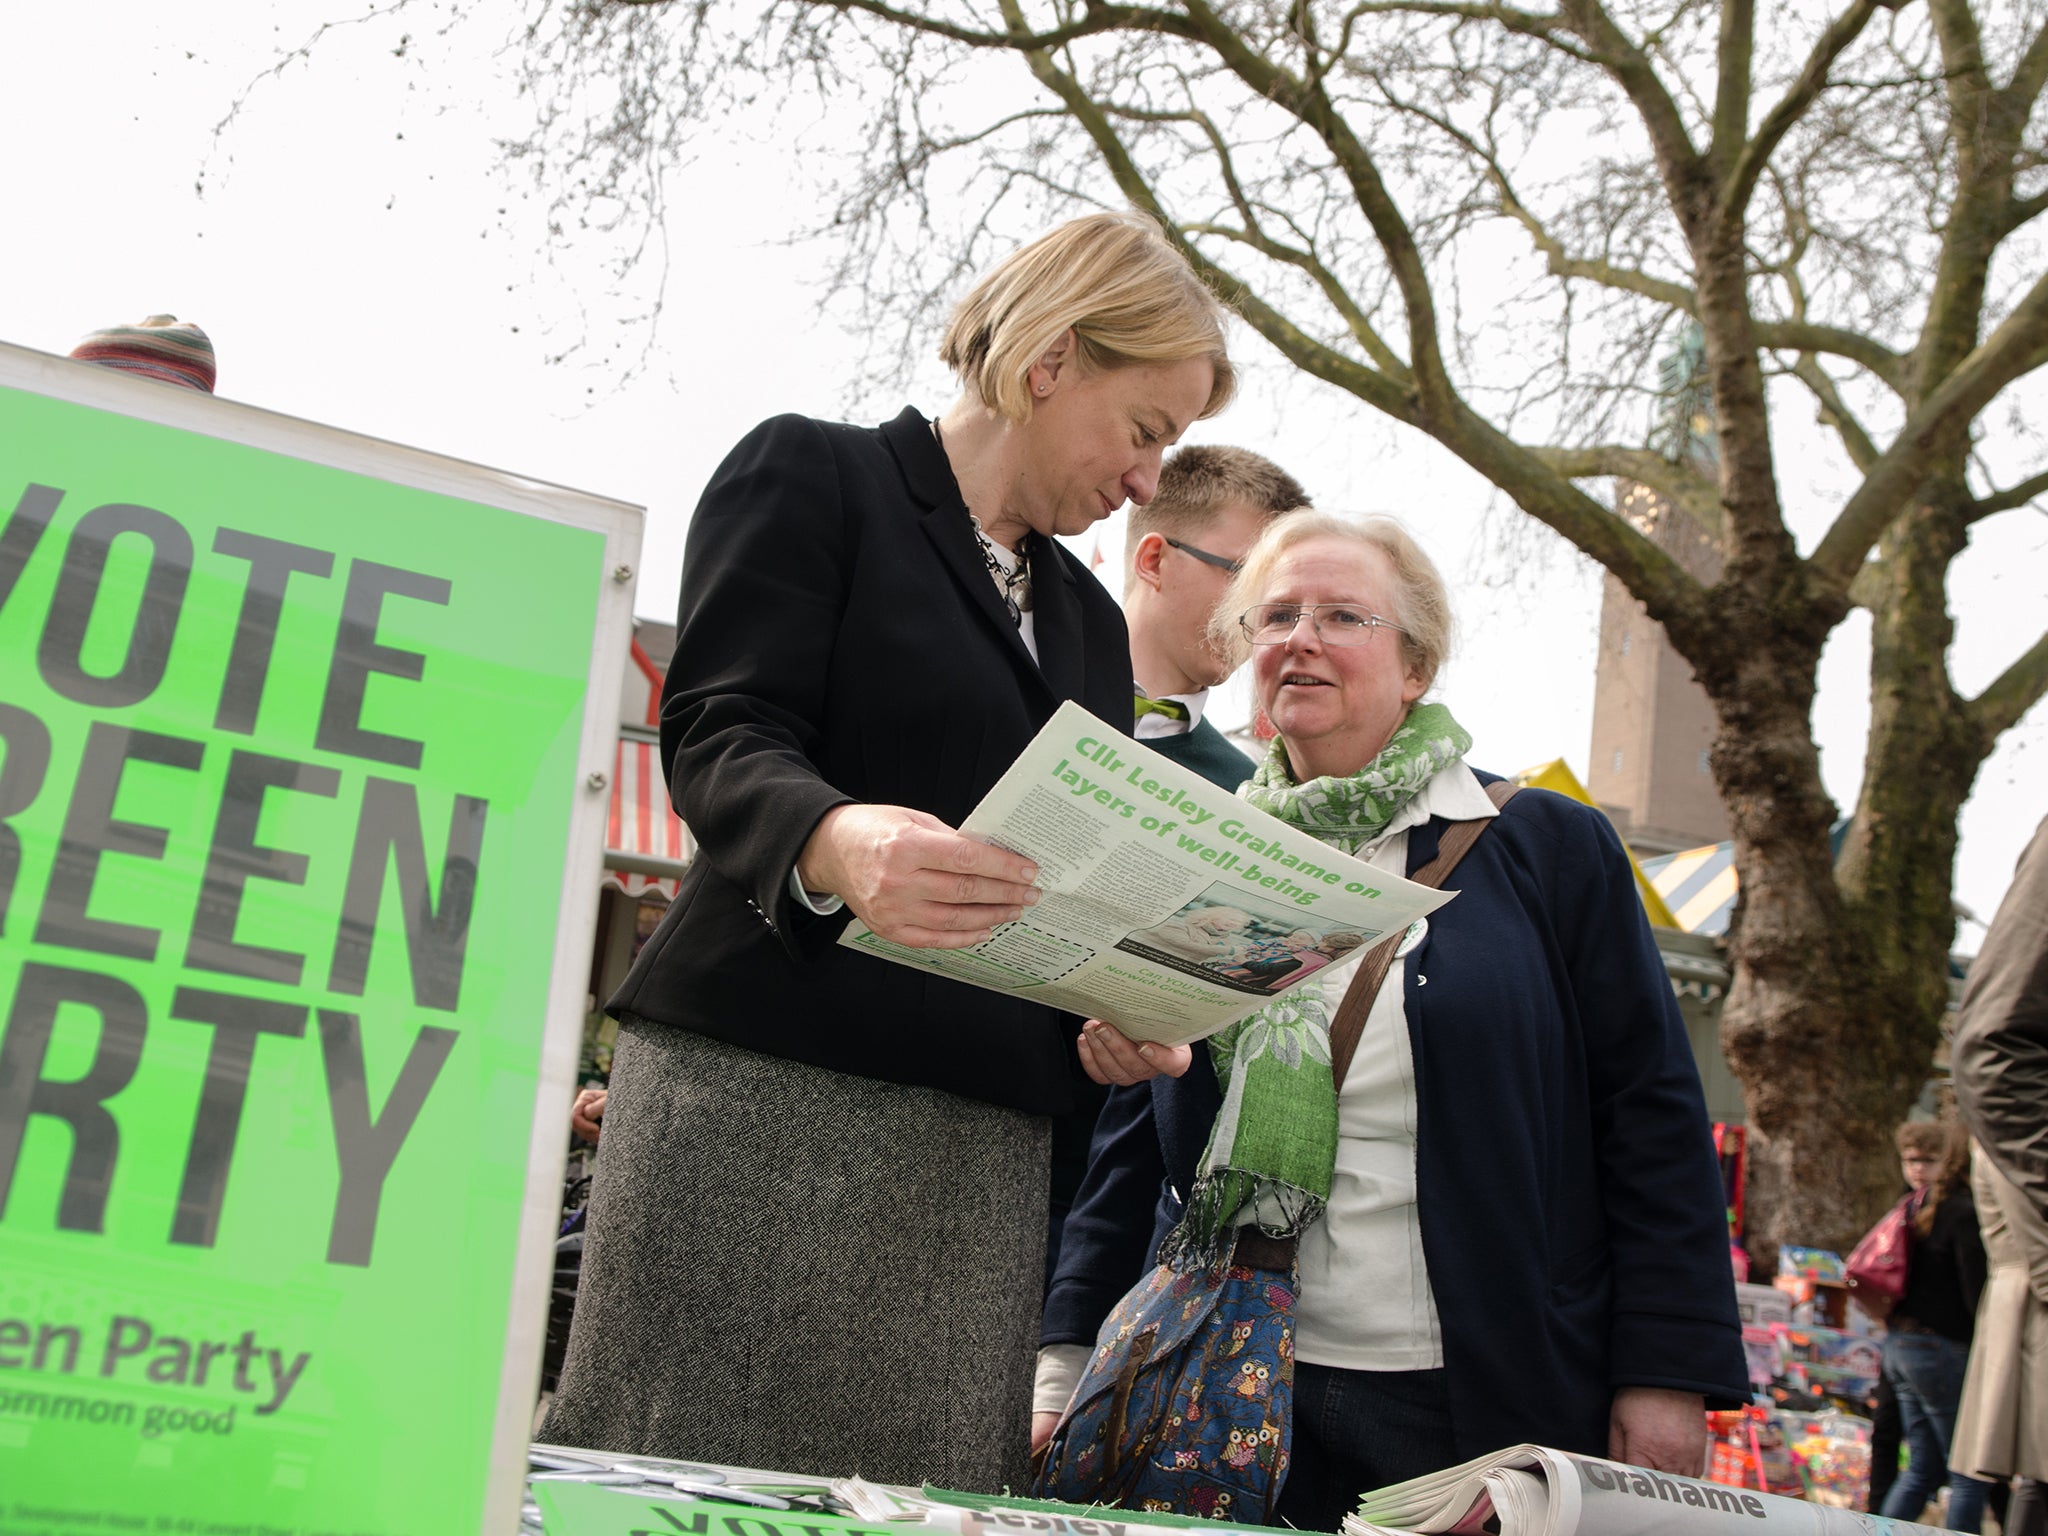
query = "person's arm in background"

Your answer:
(1543, 798), (1747, 1474)
(570, 1088), (606, 1144)
(1954, 816), (2048, 1217)
(1949, 1188), (1989, 1317)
